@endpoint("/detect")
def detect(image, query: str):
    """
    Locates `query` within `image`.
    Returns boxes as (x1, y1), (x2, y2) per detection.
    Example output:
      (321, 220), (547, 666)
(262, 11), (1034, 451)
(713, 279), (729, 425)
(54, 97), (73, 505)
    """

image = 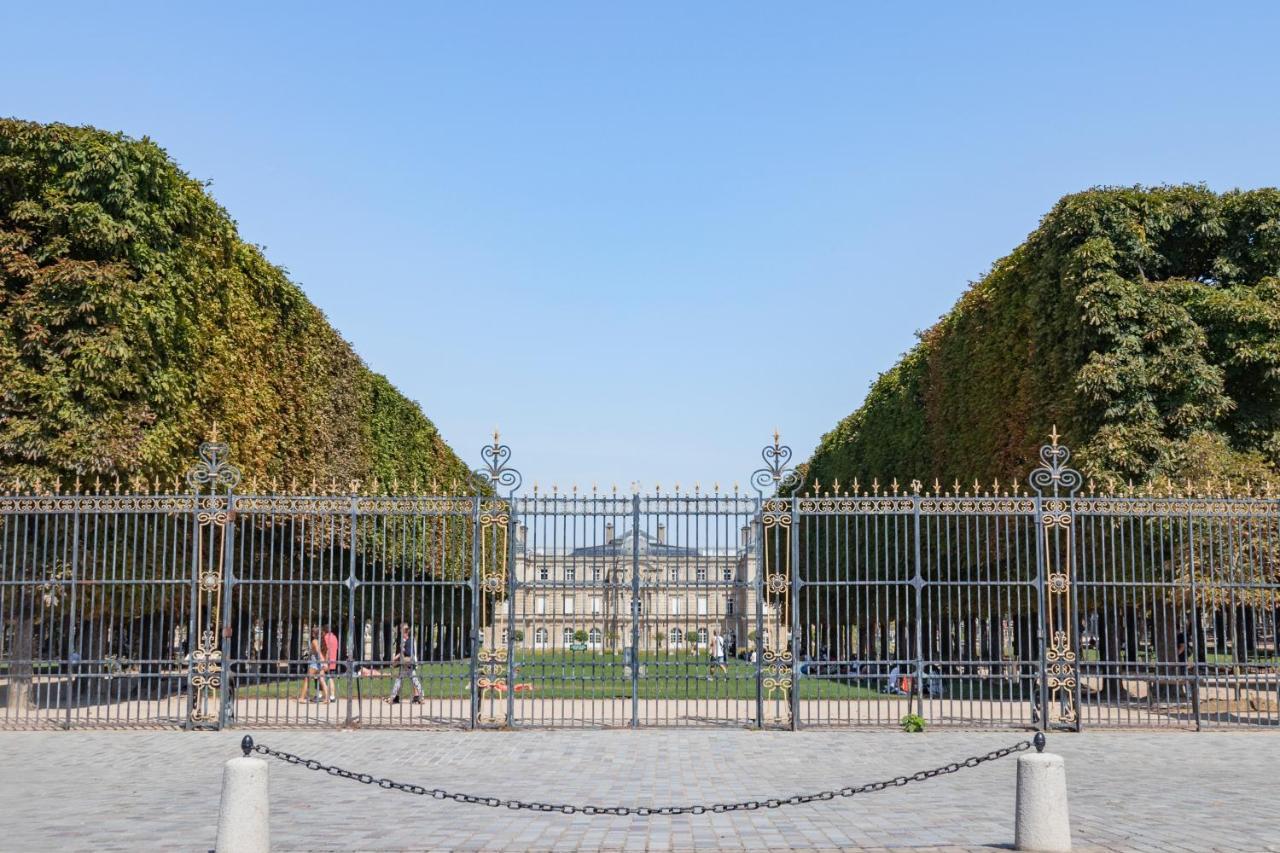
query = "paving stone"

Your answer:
(0, 730), (1276, 851)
